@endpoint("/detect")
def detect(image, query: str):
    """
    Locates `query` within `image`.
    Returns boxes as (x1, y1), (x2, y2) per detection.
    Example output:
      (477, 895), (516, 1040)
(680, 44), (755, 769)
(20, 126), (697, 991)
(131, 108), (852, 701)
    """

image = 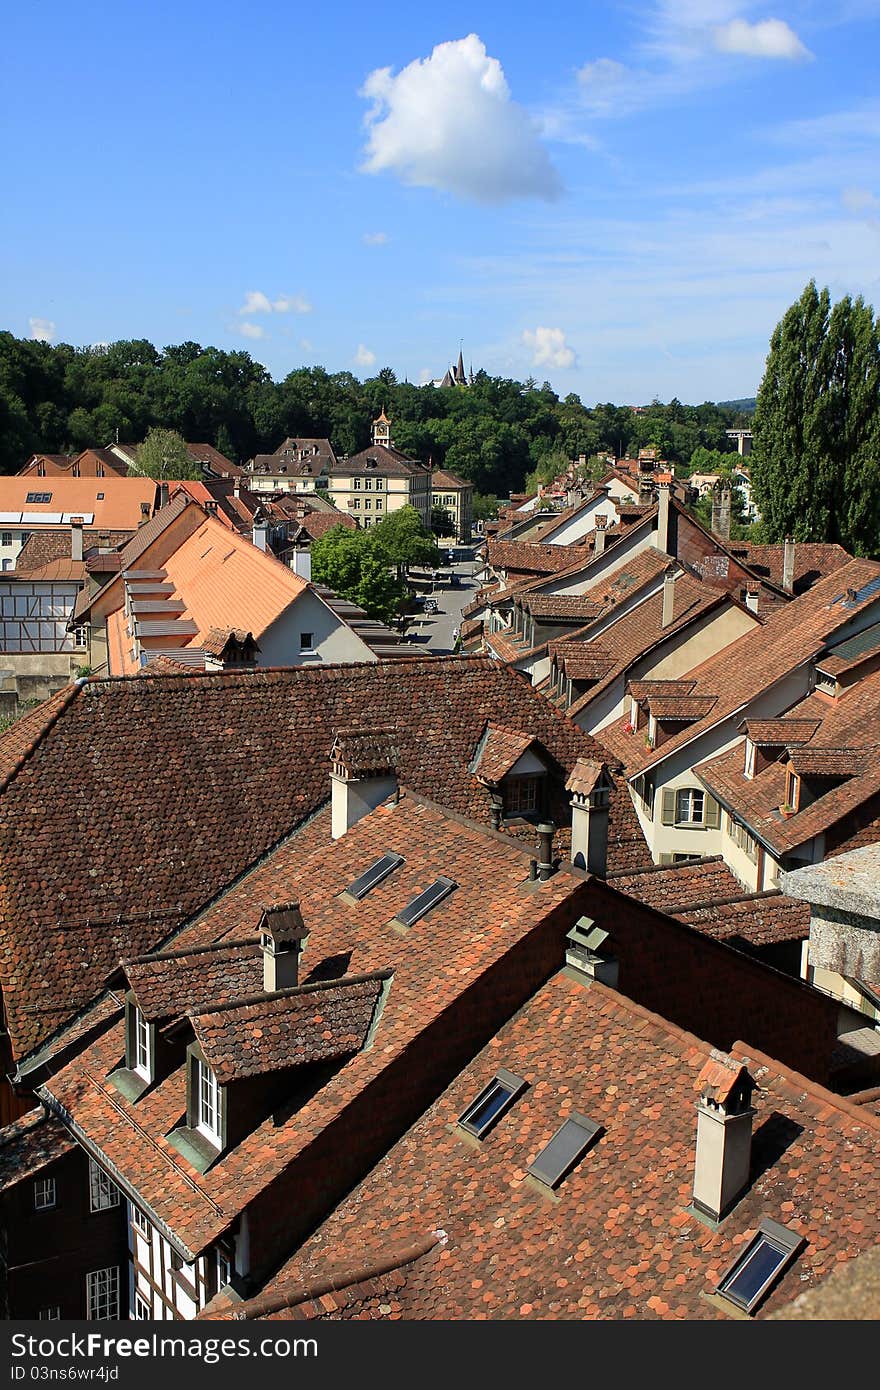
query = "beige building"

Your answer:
(326, 413), (431, 529)
(431, 467), (473, 543)
(245, 439), (336, 494)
